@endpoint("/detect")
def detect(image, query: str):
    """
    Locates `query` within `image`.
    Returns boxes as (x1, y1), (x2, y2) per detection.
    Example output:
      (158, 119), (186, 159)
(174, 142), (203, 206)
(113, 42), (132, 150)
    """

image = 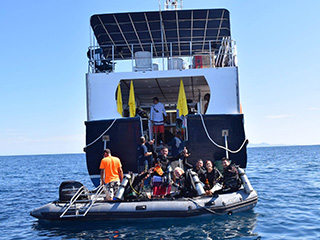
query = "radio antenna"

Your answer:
(164, 0), (183, 10)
